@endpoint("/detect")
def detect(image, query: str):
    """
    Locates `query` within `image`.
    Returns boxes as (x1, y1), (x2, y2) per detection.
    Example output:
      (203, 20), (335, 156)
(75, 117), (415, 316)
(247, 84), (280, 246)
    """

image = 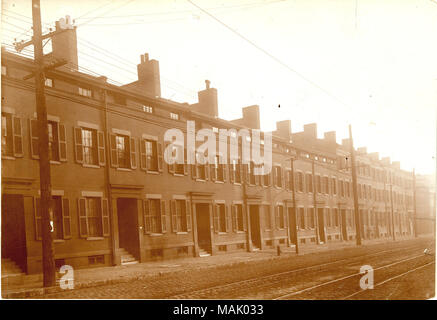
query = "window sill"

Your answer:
(217, 232), (227, 235)
(1, 155), (15, 160)
(117, 168), (132, 172)
(195, 179), (206, 182)
(233, 182), (242, 186)
(148, 233), (163, 236)
(146, 170), (160, 175)
(86, 237), (104, 241)
(214, 180), (224, 184)
(54, 239), (65, 243)
(83, 164), (100, 169)
(50, 160), (61, 165)
(236, 230), (246, 233)
(173, 173), (185, 177)
(176, 231), (188, 235)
